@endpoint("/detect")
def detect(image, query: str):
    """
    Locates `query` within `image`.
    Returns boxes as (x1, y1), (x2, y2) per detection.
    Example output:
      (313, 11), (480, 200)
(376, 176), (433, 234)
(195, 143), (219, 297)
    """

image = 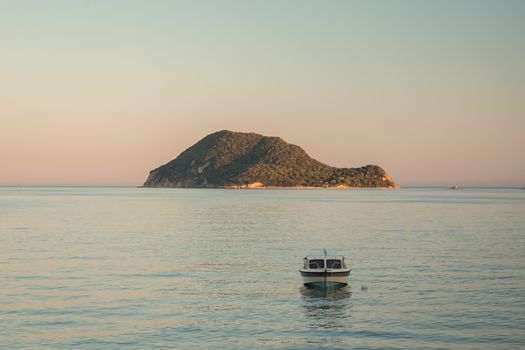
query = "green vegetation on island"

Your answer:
(143, 130), (397, 188)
